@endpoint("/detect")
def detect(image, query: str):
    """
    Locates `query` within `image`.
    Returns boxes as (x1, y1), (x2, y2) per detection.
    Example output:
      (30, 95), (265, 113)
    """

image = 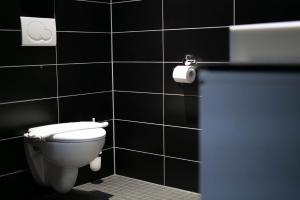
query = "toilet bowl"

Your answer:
(24, 121), (107, 193)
